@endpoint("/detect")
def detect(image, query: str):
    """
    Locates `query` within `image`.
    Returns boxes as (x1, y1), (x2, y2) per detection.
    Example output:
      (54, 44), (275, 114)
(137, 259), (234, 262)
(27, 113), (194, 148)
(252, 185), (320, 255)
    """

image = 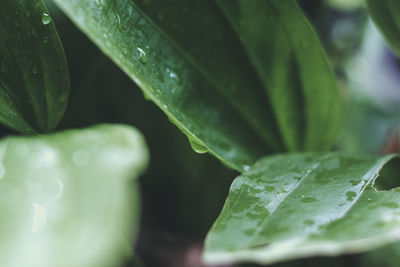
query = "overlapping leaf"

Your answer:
(0, 124), (148, 267)
(217, 0), (342, 151)
(204, 153), (400, 265)
(366, 0), (400, 56)
(0, 0), (70, 133)
(52, 0), (341, 171)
